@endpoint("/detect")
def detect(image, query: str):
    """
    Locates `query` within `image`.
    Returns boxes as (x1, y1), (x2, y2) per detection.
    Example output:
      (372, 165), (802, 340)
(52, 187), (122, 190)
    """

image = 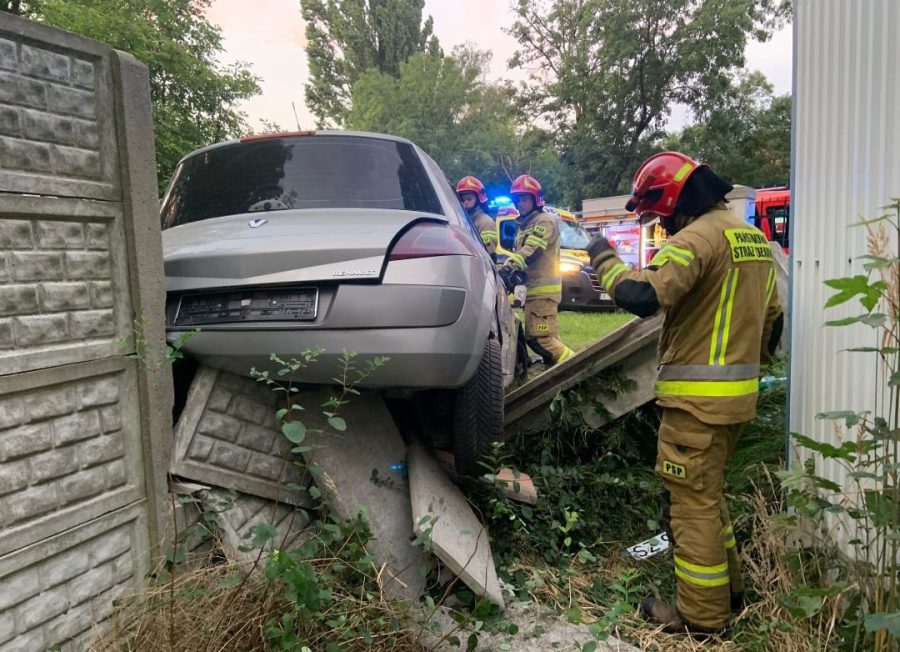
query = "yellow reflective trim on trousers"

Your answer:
(672, 162), (695, 183)
(601, 263), (629, 289)
(655, 378), (760, 397)
(765, 267), (776, 305)
(674, 555), (730, 588)
(526, 284), (562, 297)
(723, 526), (736, 550)
(709, 269), (739, 365)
